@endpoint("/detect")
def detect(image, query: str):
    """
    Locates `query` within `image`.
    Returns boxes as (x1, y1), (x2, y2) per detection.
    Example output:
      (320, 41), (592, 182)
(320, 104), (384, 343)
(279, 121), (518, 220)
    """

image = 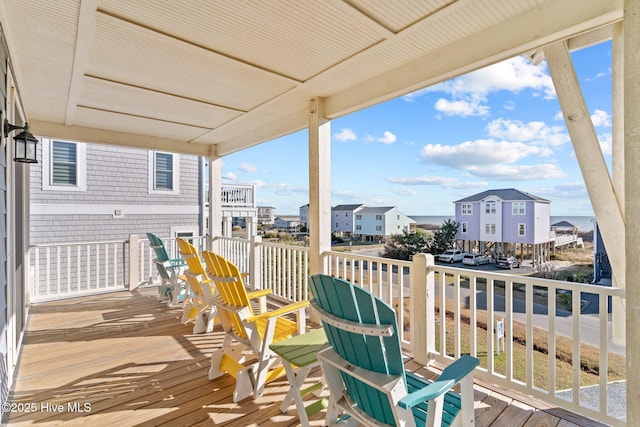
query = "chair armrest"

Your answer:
(168, 257), (187, 267)
(247, 289), (272, 299)
(248, 300), (309, 322)
(398, 377), (455, 409)
(398, 355), (479, 409)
